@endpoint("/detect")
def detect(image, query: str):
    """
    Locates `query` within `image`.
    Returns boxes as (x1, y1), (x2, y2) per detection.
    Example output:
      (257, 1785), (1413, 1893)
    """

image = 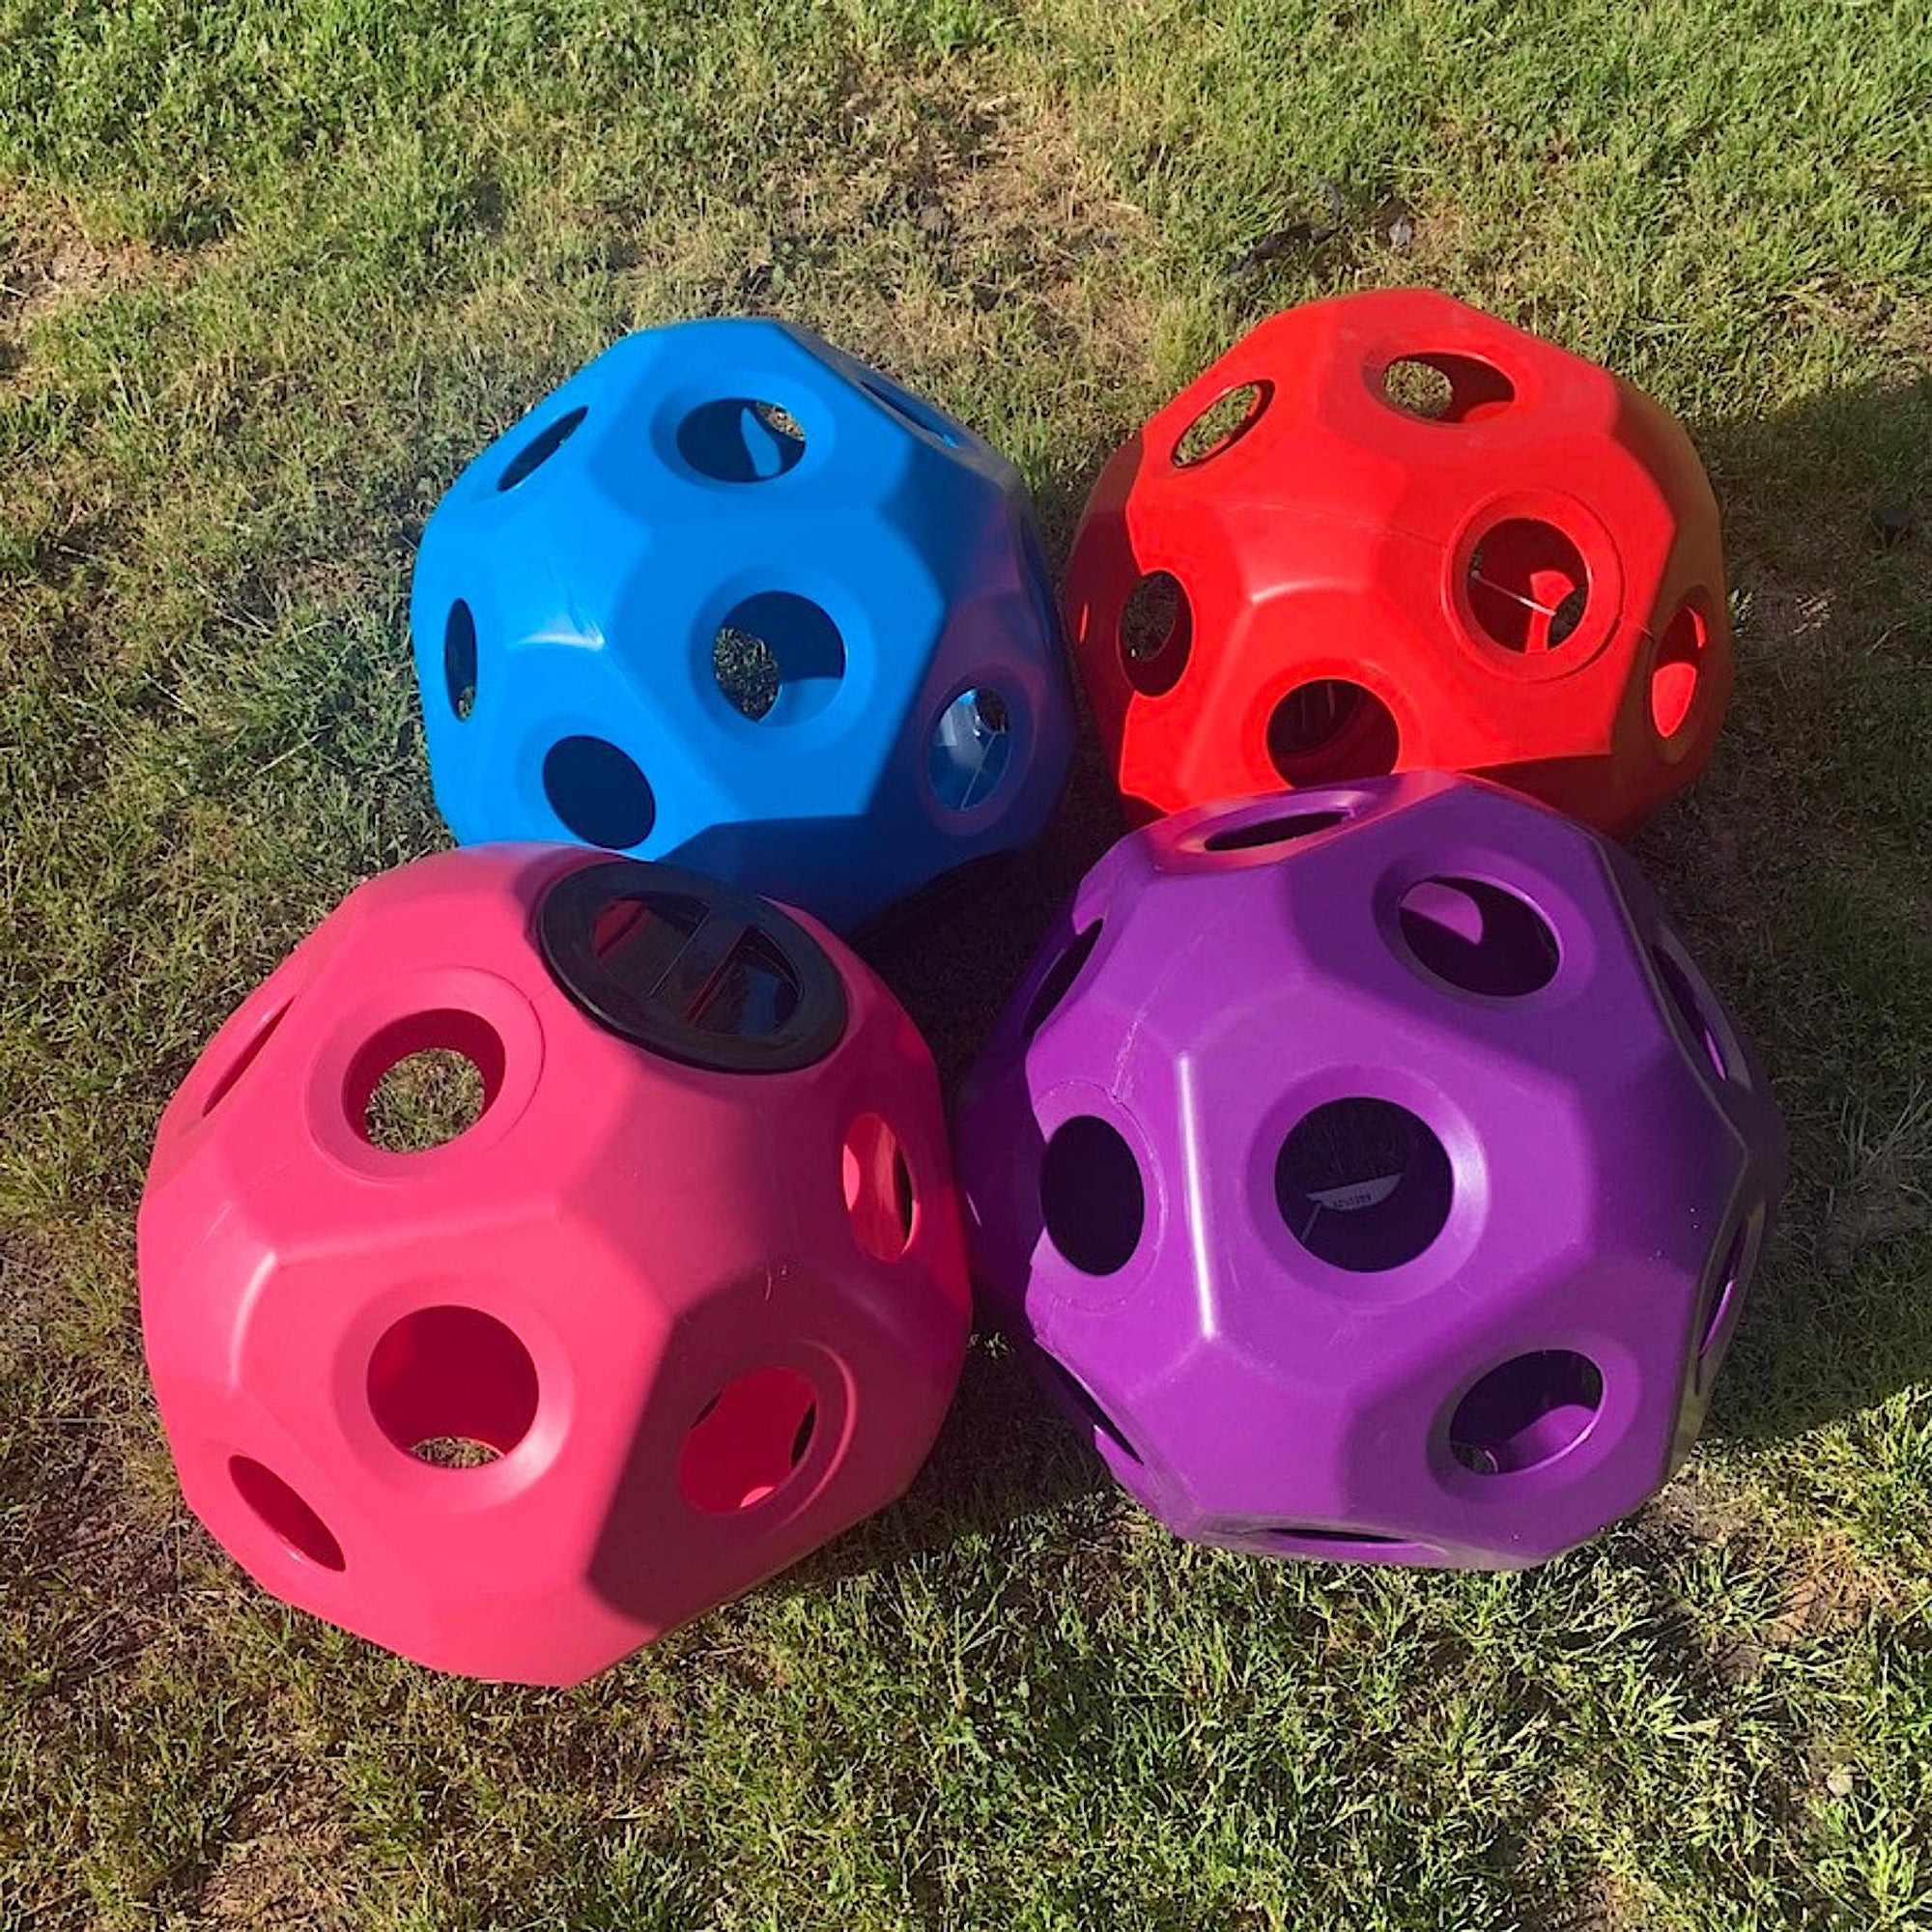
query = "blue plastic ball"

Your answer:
(411, 319), (1074, 931)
